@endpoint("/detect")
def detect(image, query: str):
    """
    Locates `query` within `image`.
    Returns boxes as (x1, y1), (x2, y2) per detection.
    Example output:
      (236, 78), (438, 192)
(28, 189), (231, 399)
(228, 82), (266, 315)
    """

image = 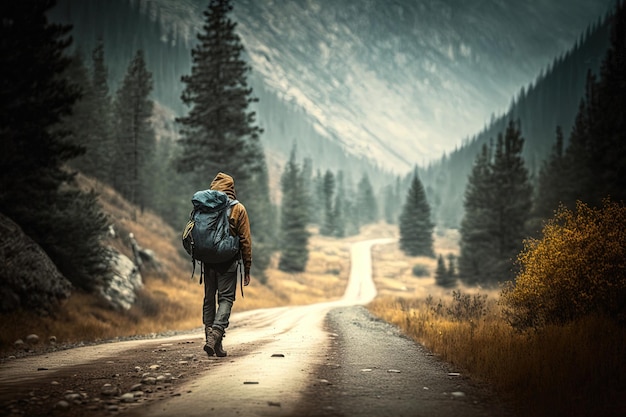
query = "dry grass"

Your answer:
(368, 230), (626, 417)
